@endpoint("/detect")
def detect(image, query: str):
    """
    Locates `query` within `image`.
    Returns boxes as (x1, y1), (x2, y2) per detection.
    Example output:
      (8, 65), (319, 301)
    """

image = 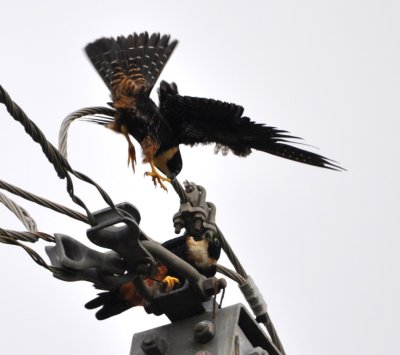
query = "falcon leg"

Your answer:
(145, 161), (171, 191)
(121, 125), (136, 171)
